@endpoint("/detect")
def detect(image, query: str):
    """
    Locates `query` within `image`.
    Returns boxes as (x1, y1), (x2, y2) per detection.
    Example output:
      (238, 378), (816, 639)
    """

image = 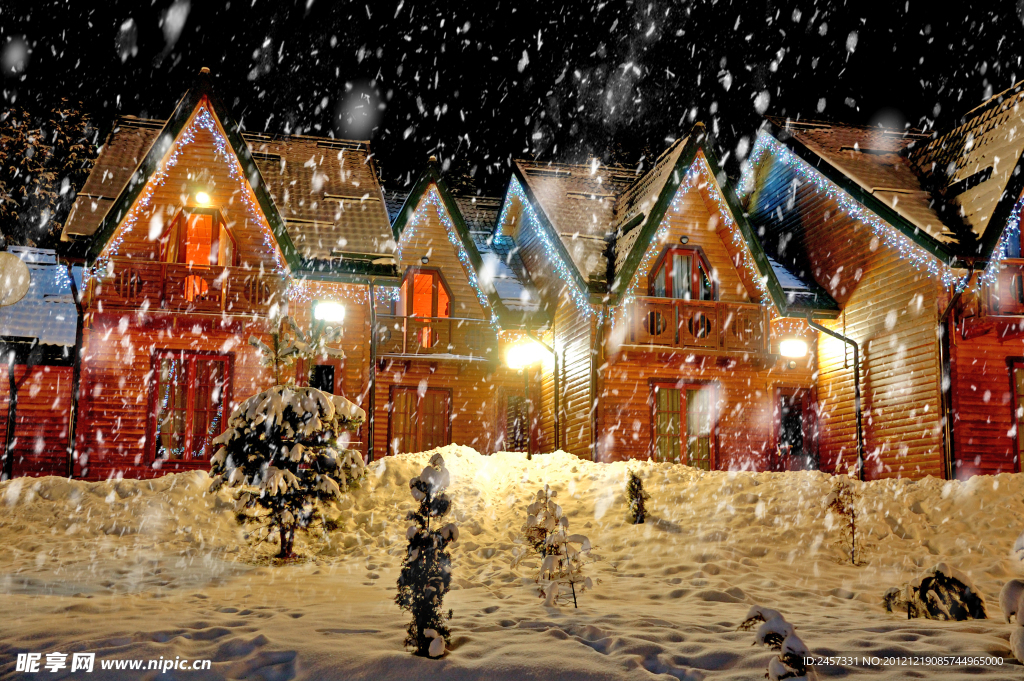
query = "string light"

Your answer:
(742, 134), (959, 288)
(977, 196), (1023, 289)
(397, 187), (502, 330)
(497, 177), (595, 321)
(287, 279), (369, 305)
(91, 103), (288, 280)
